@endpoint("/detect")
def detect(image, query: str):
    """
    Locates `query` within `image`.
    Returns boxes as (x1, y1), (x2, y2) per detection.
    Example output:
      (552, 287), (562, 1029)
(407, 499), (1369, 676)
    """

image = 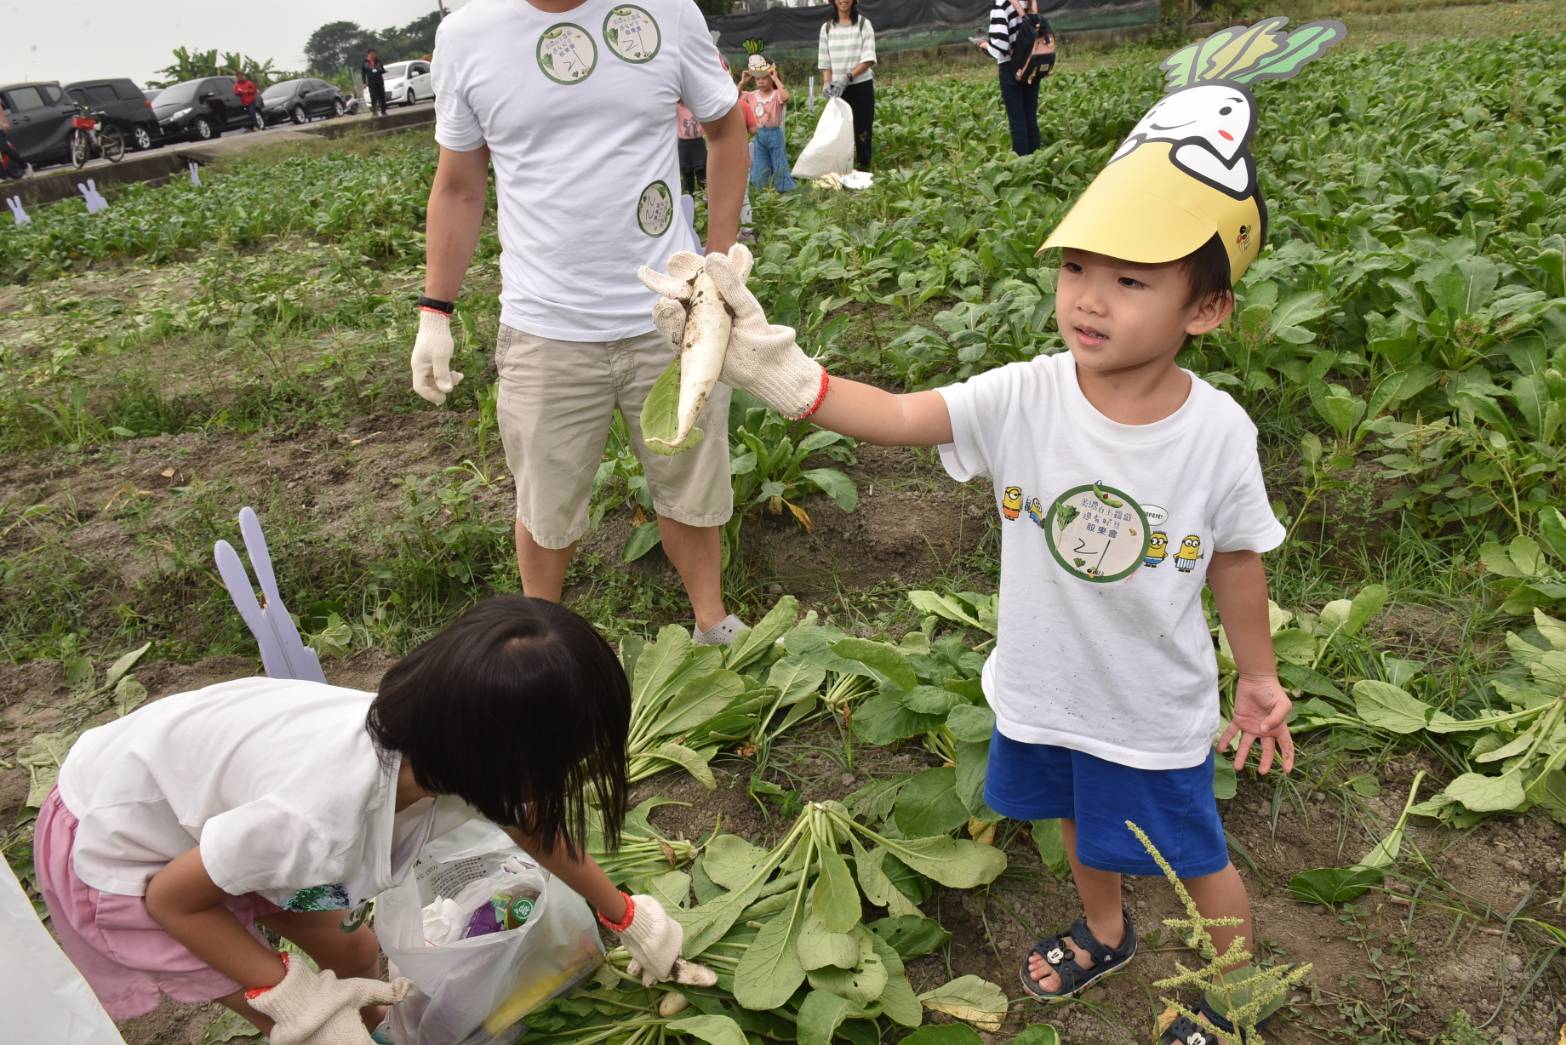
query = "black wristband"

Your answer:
(417, 295), (455, 315)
